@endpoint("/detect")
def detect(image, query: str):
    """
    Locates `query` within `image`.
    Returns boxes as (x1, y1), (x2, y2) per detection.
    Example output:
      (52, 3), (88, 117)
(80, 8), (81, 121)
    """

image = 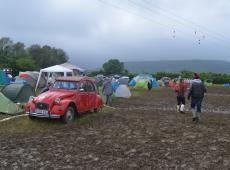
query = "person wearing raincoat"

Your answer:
(102, 77), (113, 106)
